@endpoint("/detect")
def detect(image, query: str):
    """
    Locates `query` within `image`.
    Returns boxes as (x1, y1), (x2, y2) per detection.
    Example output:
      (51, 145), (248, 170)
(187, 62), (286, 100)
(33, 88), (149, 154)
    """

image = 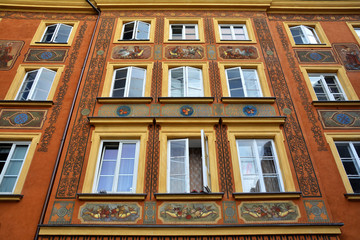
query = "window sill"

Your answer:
(293, 43), (330, 48)
(221, 97), (276, 104)
(344, 193), (360, 200)
(33, 42), (71, 47)
(217, 39), (256, 44)
(158, 97), (214, 103)
(0, 100), (54, 107)
(233, 192), (301, 200)
(77, 193), (147, 201)
(312, 100), (360, 106)
(154, 192), (224, 201)
(116, 40), (151, 43)
(97, 97), (153, 104)
(0, 194), (23, 201)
